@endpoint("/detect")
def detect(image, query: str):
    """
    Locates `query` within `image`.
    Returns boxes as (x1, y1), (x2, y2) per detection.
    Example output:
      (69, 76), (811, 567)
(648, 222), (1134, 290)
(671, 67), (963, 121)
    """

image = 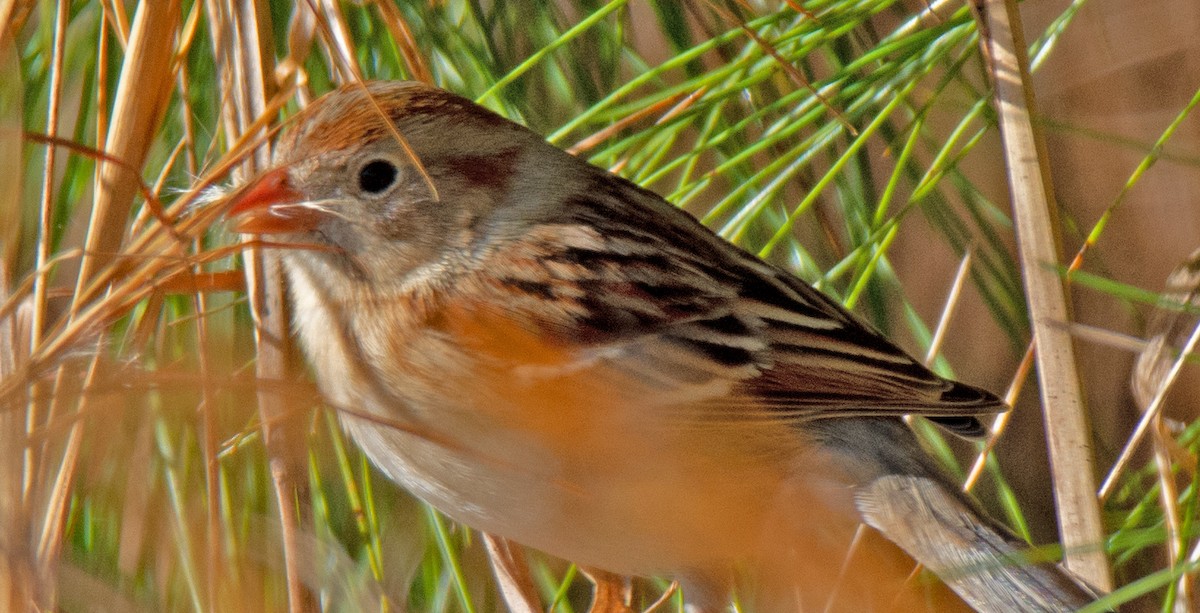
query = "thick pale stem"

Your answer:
(977, 0), (1112, 591)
